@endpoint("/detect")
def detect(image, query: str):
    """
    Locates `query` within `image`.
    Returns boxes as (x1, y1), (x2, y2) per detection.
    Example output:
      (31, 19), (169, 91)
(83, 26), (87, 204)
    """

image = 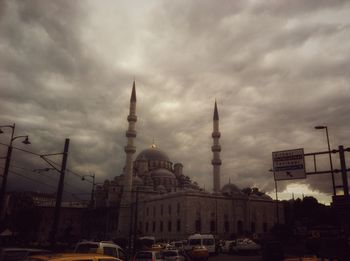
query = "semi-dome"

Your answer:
(156, 184), (167, 193)
(259, 194), (273, 200)
(132, 176), (143, 186)
(150, 168), (175, 178)
(135, 146), (170, 162)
